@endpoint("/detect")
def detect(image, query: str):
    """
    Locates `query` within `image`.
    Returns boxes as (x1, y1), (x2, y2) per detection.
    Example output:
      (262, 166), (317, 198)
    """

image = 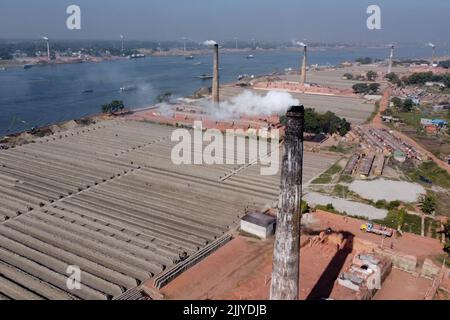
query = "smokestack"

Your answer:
(212, 44), (220, 104)
(432, 46), (436, 67)
(387, 45), (394, 74)
(428, 43), (436, 67)
(270, 105), (304, 300)
(42, 37), (50, 61)
(120, 35), (125, 53)
(46, 41), (50, 61)
(300, 45), (307, 85)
